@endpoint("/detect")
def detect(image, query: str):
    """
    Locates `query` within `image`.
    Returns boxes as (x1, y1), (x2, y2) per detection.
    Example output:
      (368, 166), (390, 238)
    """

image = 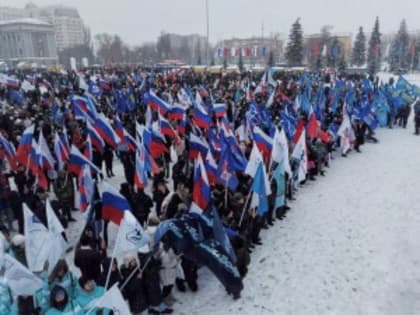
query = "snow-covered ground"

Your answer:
(64, 74), (420, 315)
